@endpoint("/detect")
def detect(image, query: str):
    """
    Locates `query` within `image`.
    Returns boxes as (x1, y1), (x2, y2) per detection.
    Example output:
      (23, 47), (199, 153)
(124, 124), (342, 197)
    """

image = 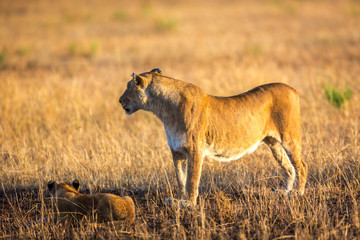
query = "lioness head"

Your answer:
(47, 180), (80, 197)
(119, 68), (162, 115)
